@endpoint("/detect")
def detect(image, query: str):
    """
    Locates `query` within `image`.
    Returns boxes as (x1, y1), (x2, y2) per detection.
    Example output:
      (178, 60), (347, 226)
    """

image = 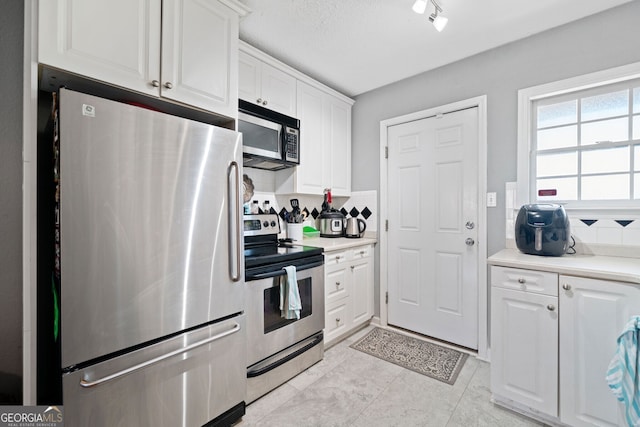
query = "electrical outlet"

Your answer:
(487, 192), (497, 207)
